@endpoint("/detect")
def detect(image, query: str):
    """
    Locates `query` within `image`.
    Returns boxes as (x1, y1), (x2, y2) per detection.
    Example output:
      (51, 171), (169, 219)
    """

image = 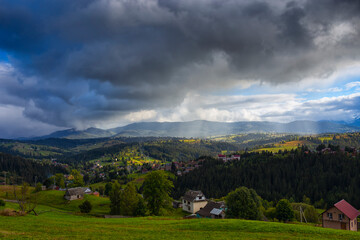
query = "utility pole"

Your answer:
(300, 206), (307, 223)
(3, 171), (6, 185)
